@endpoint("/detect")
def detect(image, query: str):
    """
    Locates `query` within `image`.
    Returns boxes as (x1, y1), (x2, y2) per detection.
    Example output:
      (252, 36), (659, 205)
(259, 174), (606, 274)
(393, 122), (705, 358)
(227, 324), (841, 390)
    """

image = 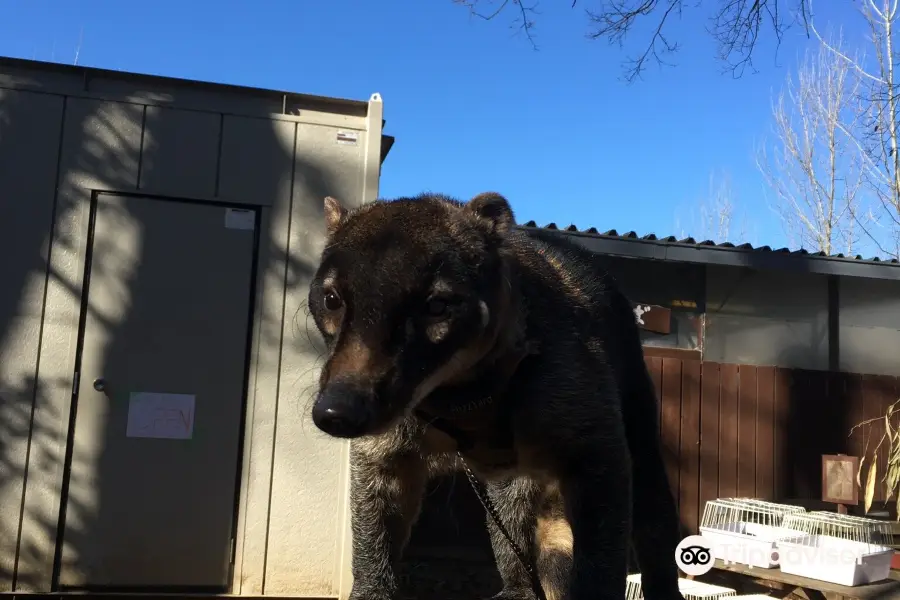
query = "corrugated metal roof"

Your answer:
(520, 220), (900, 266)
(518, 220), (900, 281)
